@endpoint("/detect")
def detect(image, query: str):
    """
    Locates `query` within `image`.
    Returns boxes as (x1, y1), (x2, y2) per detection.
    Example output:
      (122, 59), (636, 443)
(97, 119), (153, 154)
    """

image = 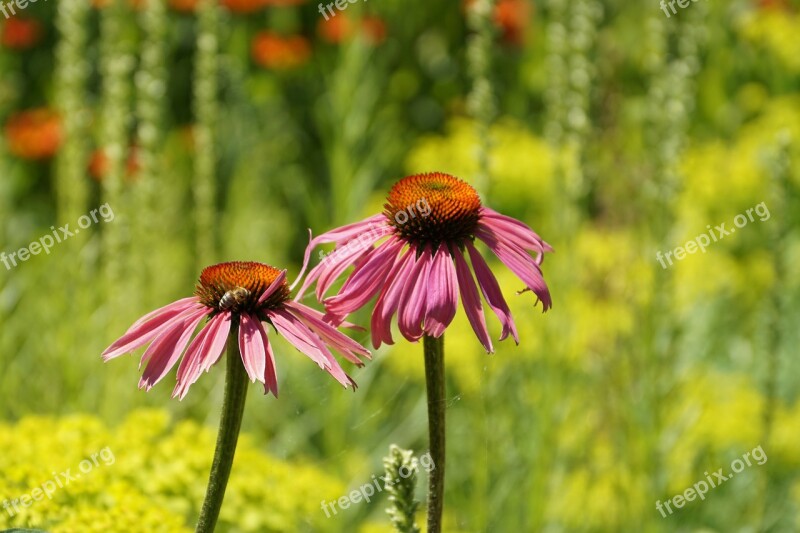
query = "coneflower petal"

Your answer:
(289, 303), (364, 331)
(476, 227), (552, 310)
(102, 300), (204, 360)
(171, 312), (230, 399)
(198, 311), (232, 374)
(466, 241), (519, 343)
(454, 249), (493, 353)
(305, 244), (369, 301)
(398, 245), (433, 342)
(256, 320), (279, 397)
(138, 307), (209, 369)
(284, 301), (371, 365)
(128, 297), (199, 330)
(256, 269), (288, 306)
(424, 244), (459, 338)
(268, 309), (329, 369)
(268, 308), (354, 389)
(478, 207), (553, 254)
(324, 237), (404, 324)
(371, 248), (415, 348)
(292, 214), (389, 291)
(139, 308), (208, 391)
(173, 318), (217, 399)
(239, 312), (267, 383)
